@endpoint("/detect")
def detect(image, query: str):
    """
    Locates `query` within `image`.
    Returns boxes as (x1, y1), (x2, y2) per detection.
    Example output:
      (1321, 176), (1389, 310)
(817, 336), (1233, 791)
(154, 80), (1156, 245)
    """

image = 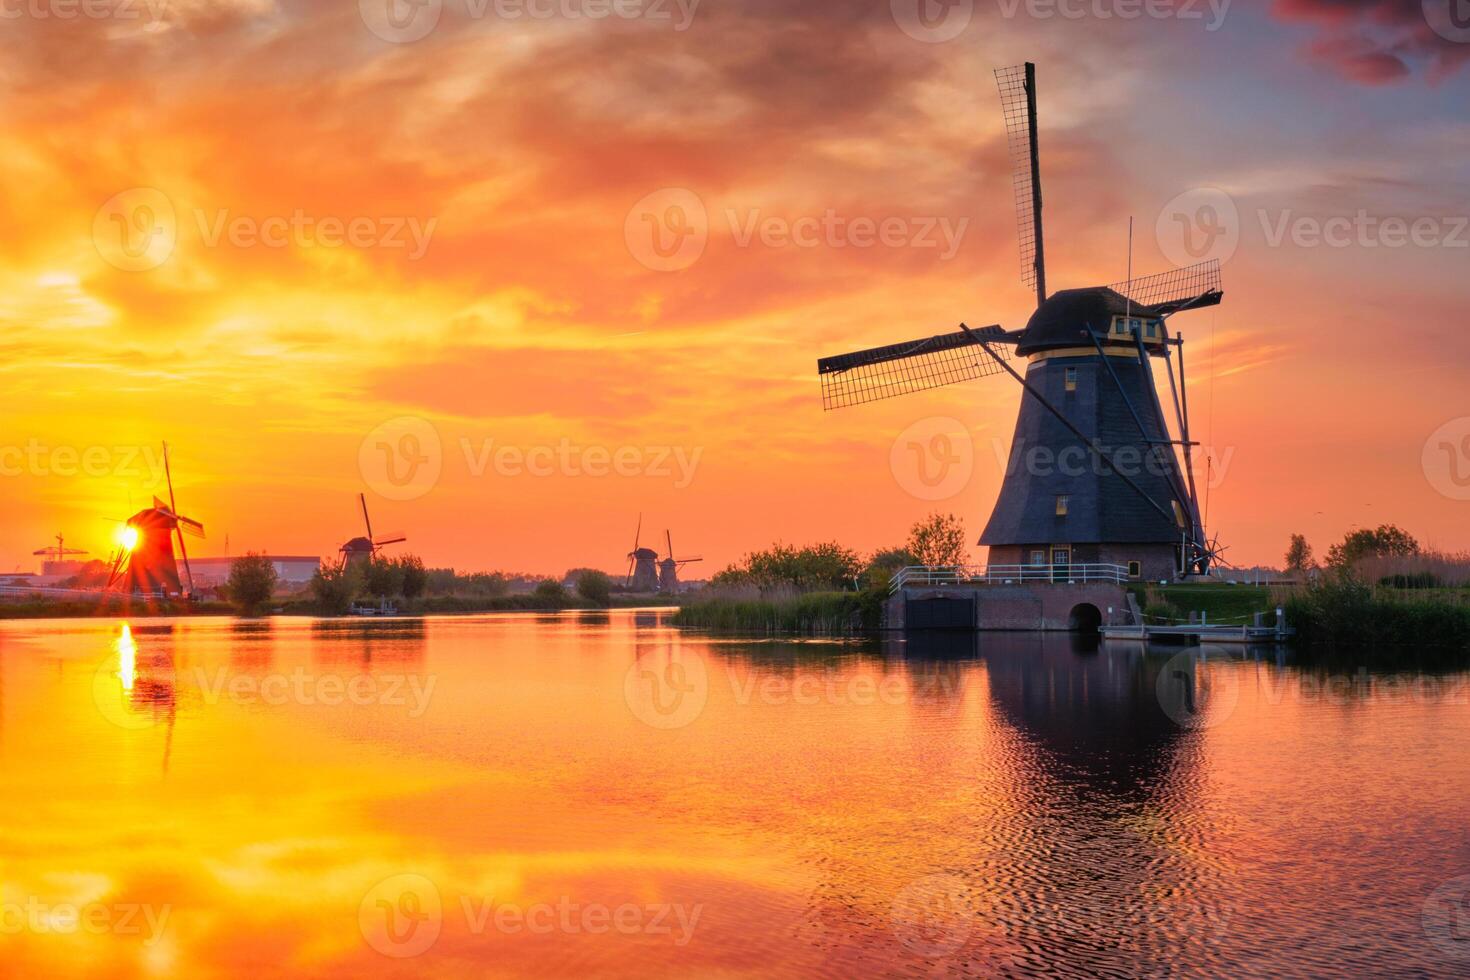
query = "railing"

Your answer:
(890, 563), (1131, 593)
